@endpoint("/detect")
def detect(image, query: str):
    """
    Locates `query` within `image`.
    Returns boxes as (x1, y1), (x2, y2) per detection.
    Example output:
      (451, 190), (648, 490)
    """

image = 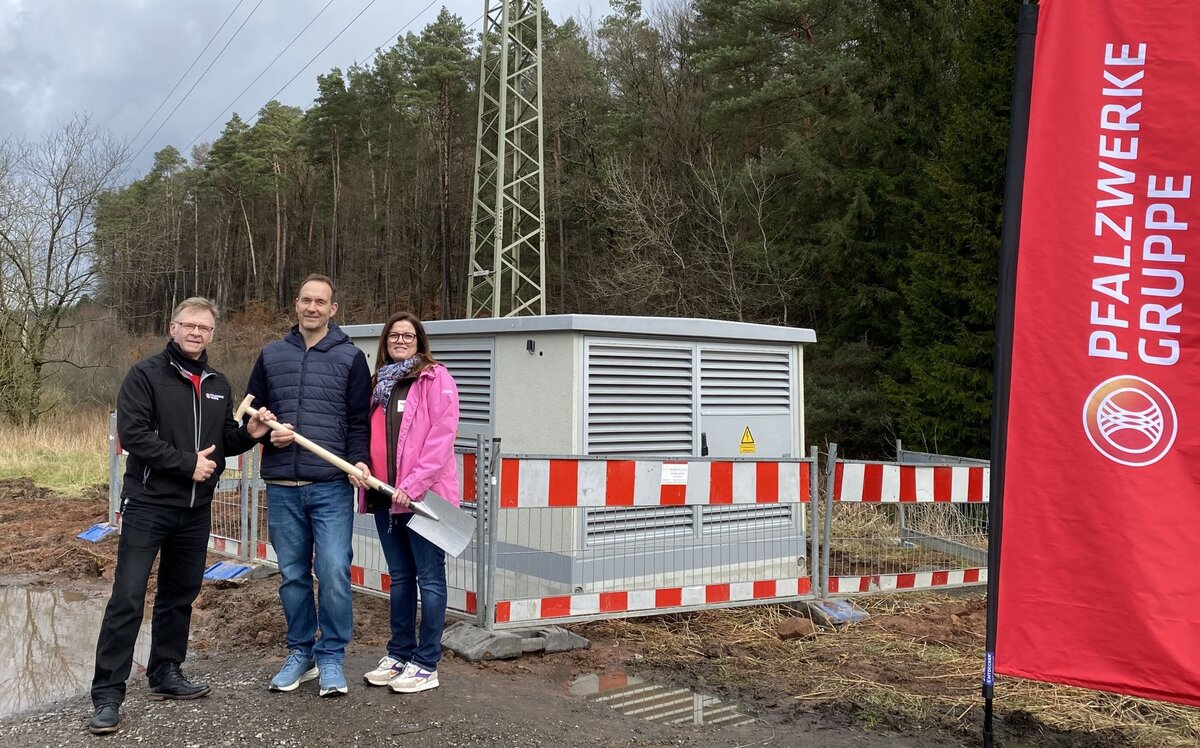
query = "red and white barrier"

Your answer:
(828, 568), (986, 594)
(494, 576), (812, 625)
(498, 458), (812, 508)
(825, 456), (989, 595)
(347, 550), (478, 615)
(207, 535), (243, 557)
(254, 540), (277, 564)
(834, 462), (988, 503)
